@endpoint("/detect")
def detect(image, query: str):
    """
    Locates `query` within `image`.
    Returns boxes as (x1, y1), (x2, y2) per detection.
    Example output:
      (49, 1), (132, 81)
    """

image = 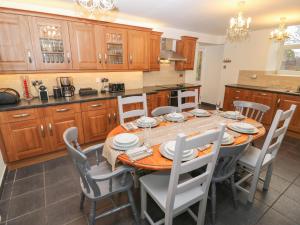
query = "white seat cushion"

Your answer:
(238, 146), (273, 170)
(139, 171), (204, 212)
